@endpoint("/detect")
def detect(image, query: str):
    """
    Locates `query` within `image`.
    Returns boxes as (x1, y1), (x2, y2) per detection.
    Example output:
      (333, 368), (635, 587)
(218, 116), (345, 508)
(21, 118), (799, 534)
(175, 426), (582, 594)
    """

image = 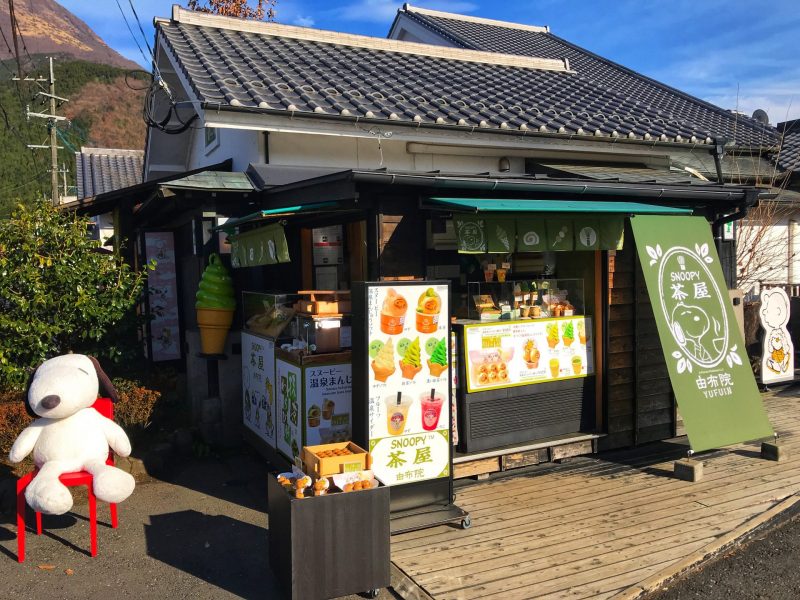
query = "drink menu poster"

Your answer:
(464, 317), (594, 392)
(366, 283), (451, 486)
